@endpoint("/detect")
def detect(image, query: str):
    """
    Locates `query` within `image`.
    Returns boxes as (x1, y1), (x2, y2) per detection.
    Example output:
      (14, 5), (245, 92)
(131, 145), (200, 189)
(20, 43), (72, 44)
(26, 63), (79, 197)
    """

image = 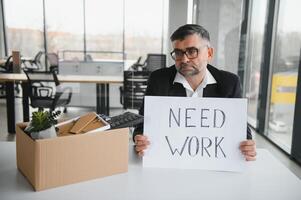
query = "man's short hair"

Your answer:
(170, 24), (210, 42)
